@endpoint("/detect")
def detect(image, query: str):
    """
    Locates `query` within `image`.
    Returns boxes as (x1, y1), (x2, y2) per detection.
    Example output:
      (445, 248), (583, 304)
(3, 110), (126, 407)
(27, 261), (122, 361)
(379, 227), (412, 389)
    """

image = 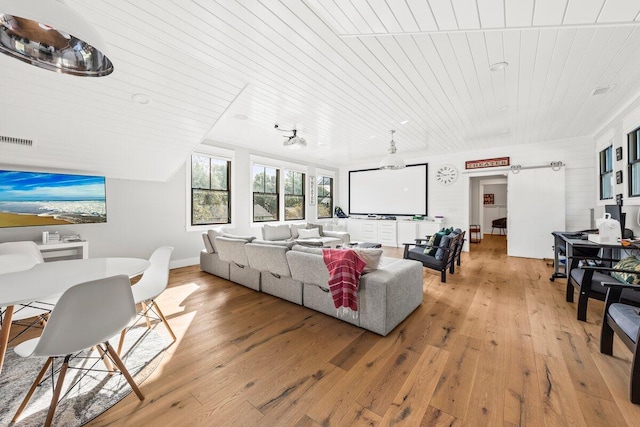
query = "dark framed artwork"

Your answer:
(483, 194), (494, 205)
